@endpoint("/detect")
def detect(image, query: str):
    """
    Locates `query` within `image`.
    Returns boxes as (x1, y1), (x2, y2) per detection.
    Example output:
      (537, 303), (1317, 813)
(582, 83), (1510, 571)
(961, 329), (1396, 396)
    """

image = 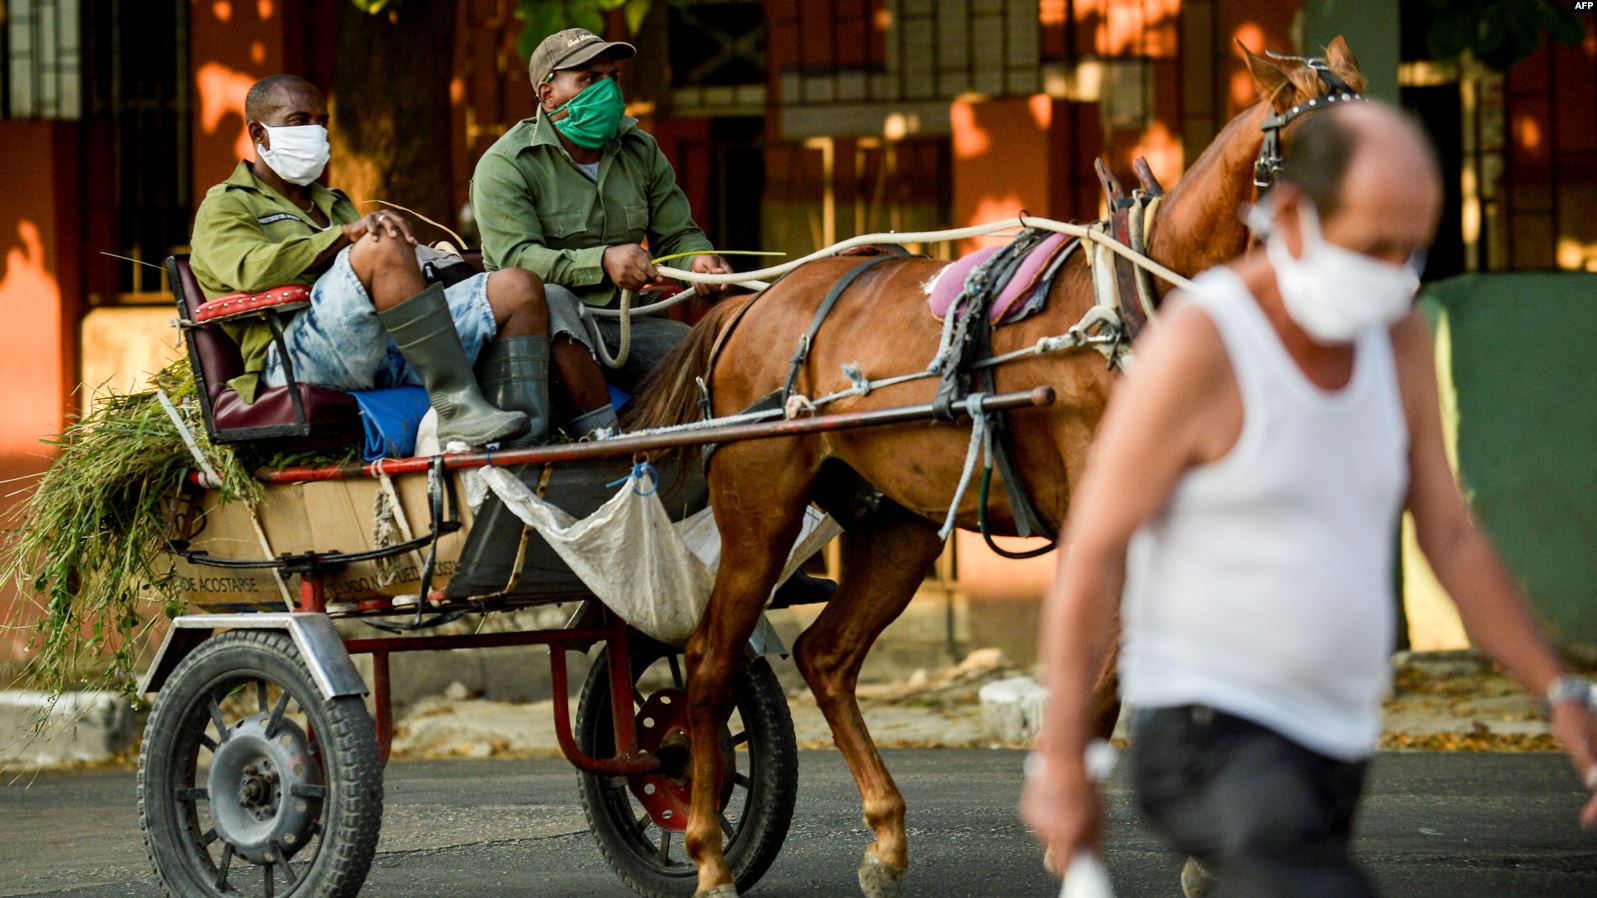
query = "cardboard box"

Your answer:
(171, 472), (473, 610)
